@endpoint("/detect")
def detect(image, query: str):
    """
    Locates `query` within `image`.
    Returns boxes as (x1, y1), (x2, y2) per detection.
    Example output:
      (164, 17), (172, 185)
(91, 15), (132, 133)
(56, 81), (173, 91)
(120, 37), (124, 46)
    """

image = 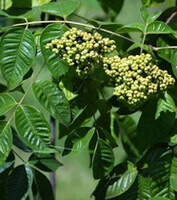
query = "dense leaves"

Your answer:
(136, 100), (176, 153)
(1, 0), (177, 199)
